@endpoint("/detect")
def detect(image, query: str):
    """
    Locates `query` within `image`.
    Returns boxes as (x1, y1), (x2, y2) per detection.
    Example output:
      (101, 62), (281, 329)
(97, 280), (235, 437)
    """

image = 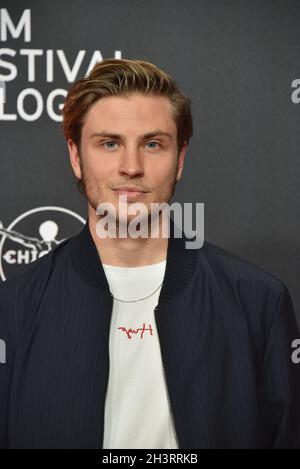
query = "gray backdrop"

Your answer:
(0, 0), (299, 321)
